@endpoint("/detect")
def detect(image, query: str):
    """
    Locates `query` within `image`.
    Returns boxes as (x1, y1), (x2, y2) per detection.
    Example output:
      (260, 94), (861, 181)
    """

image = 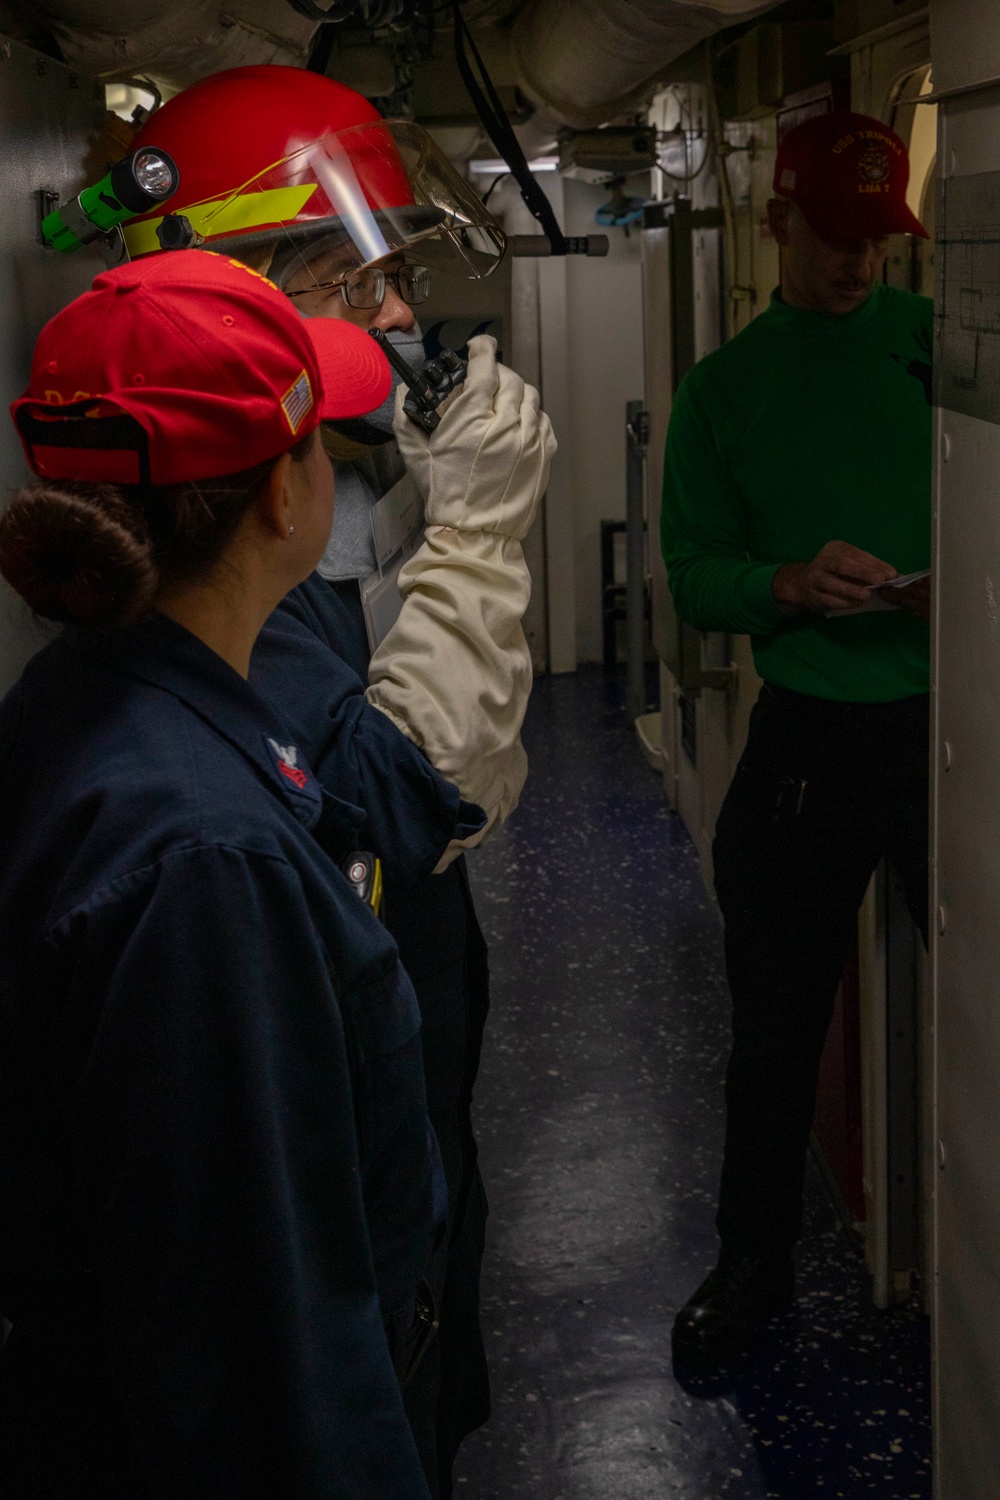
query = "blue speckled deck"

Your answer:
(456, 666), (931, 1499)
